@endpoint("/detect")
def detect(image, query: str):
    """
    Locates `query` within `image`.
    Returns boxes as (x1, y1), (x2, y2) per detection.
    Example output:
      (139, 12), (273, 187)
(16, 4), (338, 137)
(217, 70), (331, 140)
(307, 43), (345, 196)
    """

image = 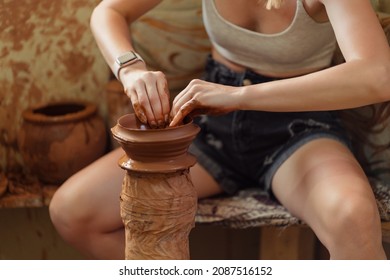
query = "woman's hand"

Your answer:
(121, 65), (170, 128)
(169, 79), (241, 127)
